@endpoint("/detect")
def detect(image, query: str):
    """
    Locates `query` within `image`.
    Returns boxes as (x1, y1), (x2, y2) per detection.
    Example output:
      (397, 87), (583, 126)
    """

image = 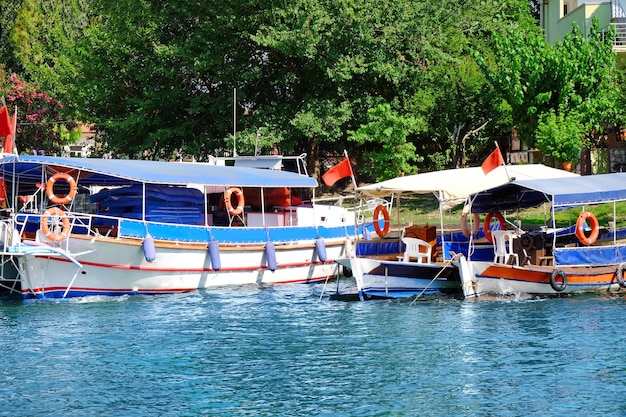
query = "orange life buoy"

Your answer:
(461, 212), (480, 238)
(224, 187), (245, 216)
(484, 211), (506, 243)
(41, 207), (71, 242)
(373, 205), (390, 237)
(46, 173), (77, 205)
(575, 211), (599, 245)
